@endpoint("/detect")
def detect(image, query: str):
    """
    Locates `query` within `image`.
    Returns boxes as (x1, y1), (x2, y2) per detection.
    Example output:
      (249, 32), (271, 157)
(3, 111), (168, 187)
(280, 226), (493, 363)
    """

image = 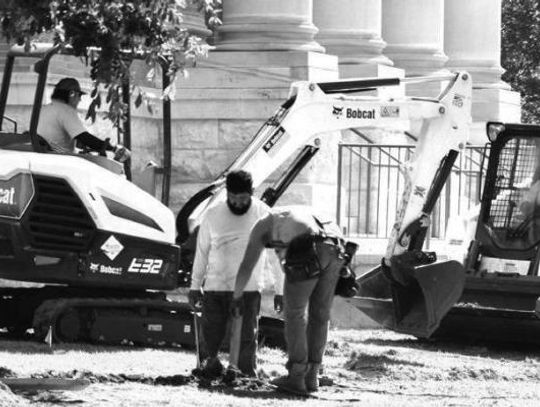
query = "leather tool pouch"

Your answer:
(334, 240), (360, 297)
(283, 234), (322, 283)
